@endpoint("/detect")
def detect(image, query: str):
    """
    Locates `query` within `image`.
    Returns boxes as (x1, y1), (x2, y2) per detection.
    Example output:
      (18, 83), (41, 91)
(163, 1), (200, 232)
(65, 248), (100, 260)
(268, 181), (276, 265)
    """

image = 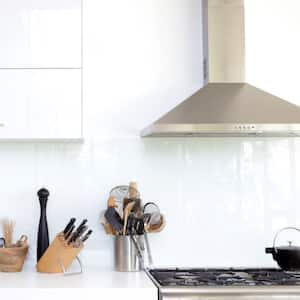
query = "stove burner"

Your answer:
(149, 268), (300, 287)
